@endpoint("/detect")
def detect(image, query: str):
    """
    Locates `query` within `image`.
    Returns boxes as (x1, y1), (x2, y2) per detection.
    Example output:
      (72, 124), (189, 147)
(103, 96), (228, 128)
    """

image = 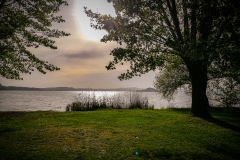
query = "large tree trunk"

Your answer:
(187, 61), (212, 118)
